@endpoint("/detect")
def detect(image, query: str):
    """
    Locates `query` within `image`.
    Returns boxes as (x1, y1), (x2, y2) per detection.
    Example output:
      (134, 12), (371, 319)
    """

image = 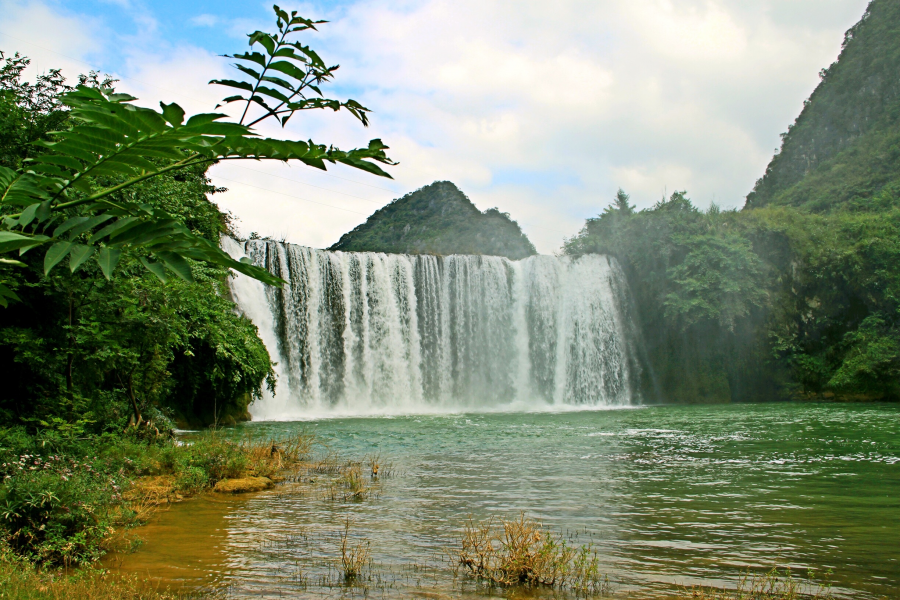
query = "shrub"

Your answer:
(173, 466), (207, 494)
(456, 513), (609, 593)
(0, 454), (125, 566)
